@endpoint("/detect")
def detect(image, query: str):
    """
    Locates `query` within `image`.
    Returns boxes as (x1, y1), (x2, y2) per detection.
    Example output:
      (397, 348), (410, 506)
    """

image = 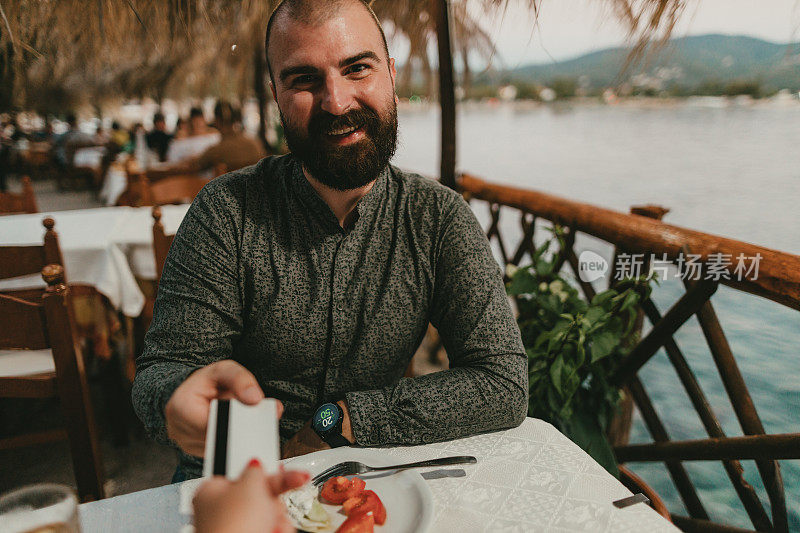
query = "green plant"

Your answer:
(506, 229), (655, 476)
